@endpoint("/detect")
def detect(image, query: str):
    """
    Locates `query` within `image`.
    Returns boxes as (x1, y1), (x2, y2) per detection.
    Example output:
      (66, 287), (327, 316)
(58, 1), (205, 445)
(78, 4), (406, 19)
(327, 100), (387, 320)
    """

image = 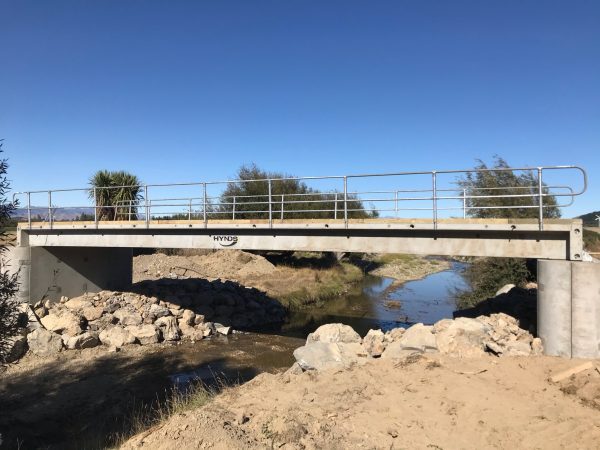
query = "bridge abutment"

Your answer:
(538, 259), (600, 358)
(5, 246), (132, 304)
